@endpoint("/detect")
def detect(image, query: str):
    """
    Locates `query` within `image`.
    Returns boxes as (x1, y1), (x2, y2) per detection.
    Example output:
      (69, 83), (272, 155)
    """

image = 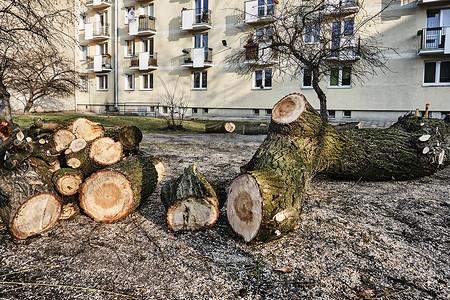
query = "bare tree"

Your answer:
(6, 46), (77, 114)
(0, 0), (74, 122)
(157, 75), (190, 130)
(227, 0), (395, 120)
